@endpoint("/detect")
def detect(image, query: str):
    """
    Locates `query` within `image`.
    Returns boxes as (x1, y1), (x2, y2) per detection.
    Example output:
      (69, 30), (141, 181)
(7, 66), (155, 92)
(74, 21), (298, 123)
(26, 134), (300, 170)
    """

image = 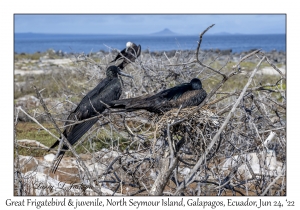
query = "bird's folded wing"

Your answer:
(111, 93), (153, 107)
(77, 77), (111, 107)
(111, 49), (127, 63)
(136, 45), (141, 58)
(66, 118), (99, 146)
(172, 89), (207, 108)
